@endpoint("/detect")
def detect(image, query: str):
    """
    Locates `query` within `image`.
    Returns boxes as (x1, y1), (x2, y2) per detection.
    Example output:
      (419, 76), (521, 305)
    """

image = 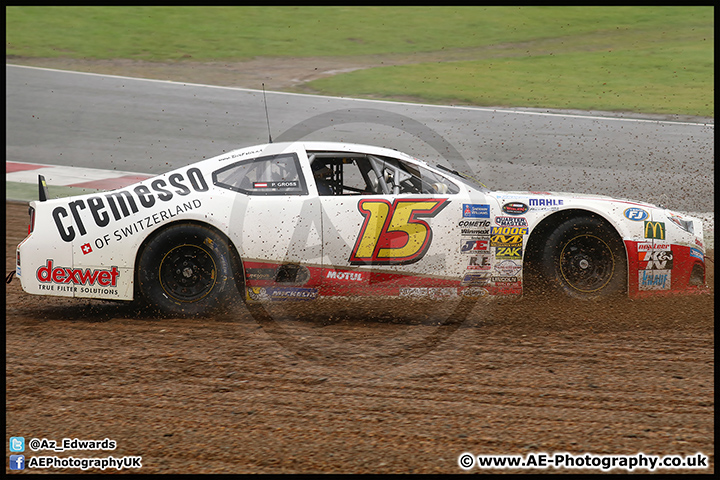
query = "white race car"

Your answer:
(16, 141), (707, 315)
